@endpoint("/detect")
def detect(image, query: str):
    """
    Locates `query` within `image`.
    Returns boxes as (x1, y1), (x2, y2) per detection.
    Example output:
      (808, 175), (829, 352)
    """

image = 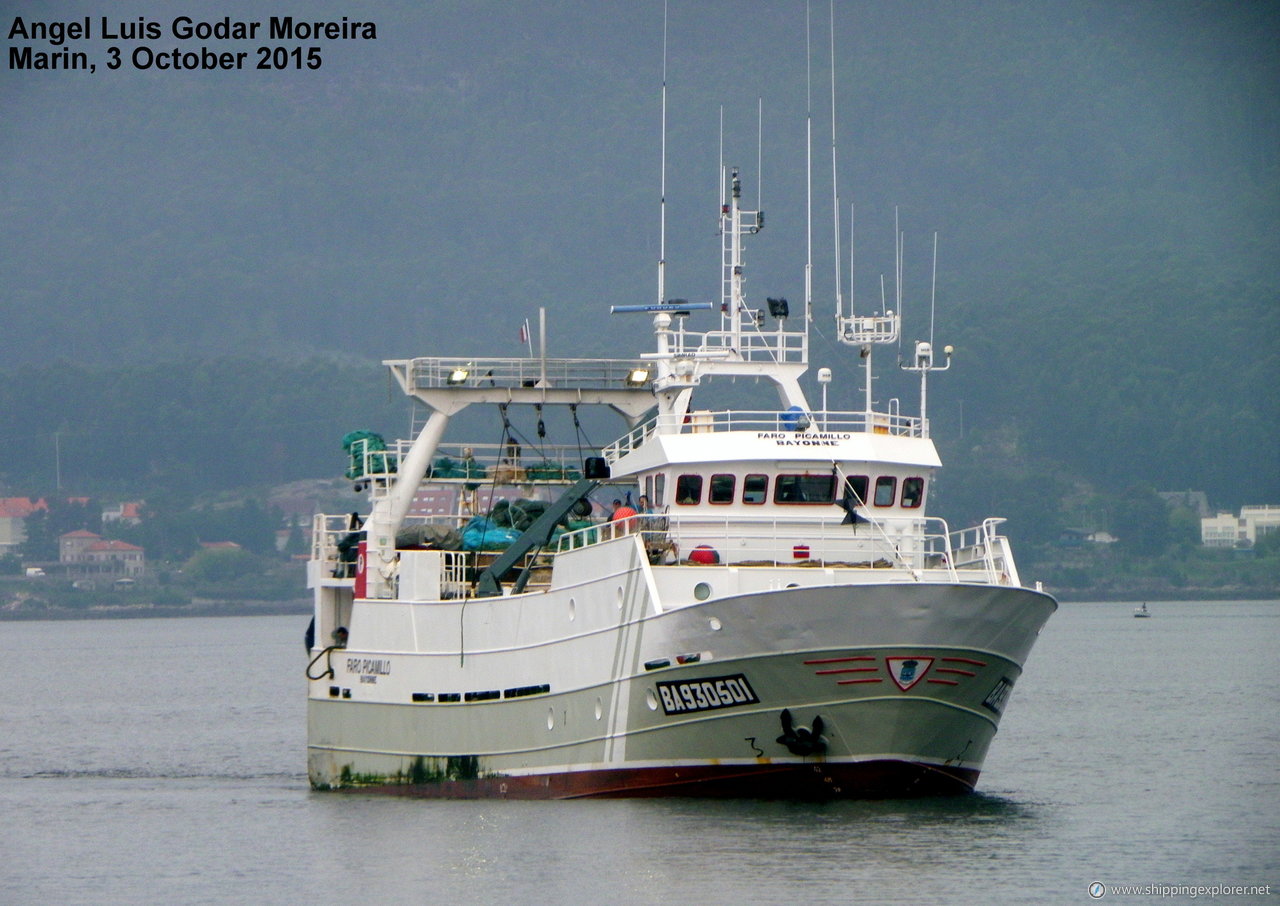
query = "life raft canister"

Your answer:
(689, 545), (719, 564)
